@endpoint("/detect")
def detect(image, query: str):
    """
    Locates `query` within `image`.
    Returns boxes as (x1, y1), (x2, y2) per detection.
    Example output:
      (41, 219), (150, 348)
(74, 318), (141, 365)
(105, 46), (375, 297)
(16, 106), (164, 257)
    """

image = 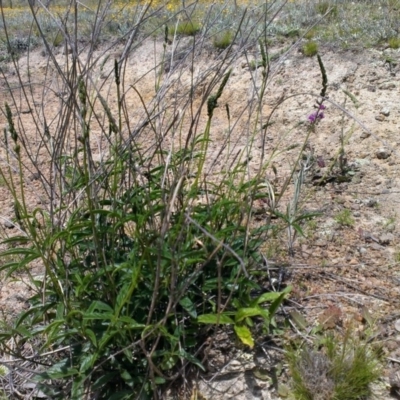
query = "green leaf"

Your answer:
(87, 300), (113, 314)
(84, 328), (97, 347)
(291, 222), (305, 237)
(160, 354), (178, 370)
(79, 353), (96, 373)
(118, 316), (145, 329)
(268, 286), (291, 318)
(253, 291), (285, 305)
(92, 372), (118, 391)
(178, 349), (205, 371)
(234, 325), (254, 348)
(179, 296), (197, 318)
(82, 312), (113, 321)
(115, 282), (130, 314)
(120, 369), (134, 387)
(71, 375), (85, 400)
(198, 313), (234, 325)
(154, 377), (166, 385)
(235, 307), (268, 323)
(109, 391), (133, 400)
(39, 359), (78, 379)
